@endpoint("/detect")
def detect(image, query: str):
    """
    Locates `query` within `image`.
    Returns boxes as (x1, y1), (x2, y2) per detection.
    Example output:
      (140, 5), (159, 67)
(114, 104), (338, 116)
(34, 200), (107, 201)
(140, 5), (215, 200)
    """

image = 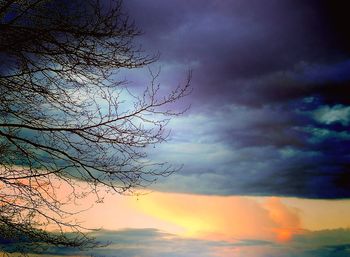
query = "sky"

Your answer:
(2, 0), (350, 256)
(122, 0), (350, 199)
